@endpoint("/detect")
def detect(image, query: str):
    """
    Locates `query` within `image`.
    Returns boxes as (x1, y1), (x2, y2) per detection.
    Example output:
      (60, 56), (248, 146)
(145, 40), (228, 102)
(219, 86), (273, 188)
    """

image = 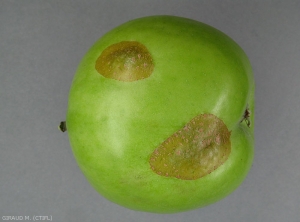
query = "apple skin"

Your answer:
(66, 15), (254, 213)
